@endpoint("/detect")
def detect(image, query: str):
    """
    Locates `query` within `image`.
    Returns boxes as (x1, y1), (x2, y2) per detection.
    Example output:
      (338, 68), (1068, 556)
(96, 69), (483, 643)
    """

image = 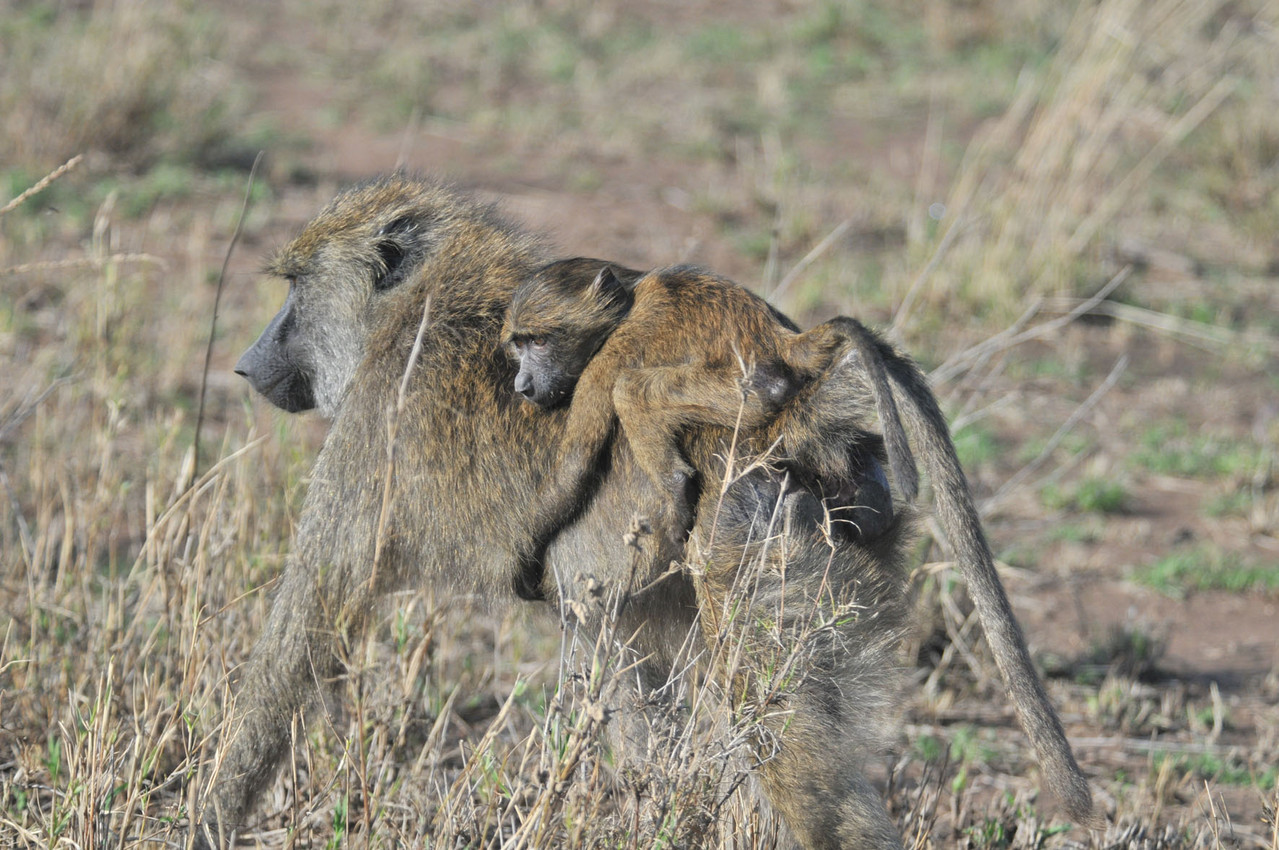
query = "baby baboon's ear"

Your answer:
(590, 265), (636, 311)
(591, 265), (621, 295)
